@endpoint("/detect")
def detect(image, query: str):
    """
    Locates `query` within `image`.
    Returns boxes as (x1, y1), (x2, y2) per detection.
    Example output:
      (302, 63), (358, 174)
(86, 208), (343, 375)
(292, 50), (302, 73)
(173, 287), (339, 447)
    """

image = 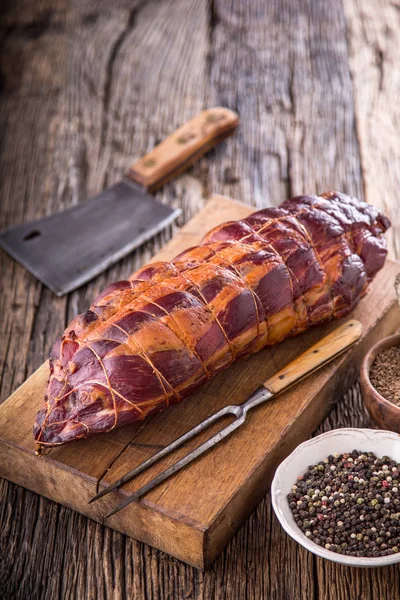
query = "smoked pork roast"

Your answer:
(34, 192), (390, 451)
